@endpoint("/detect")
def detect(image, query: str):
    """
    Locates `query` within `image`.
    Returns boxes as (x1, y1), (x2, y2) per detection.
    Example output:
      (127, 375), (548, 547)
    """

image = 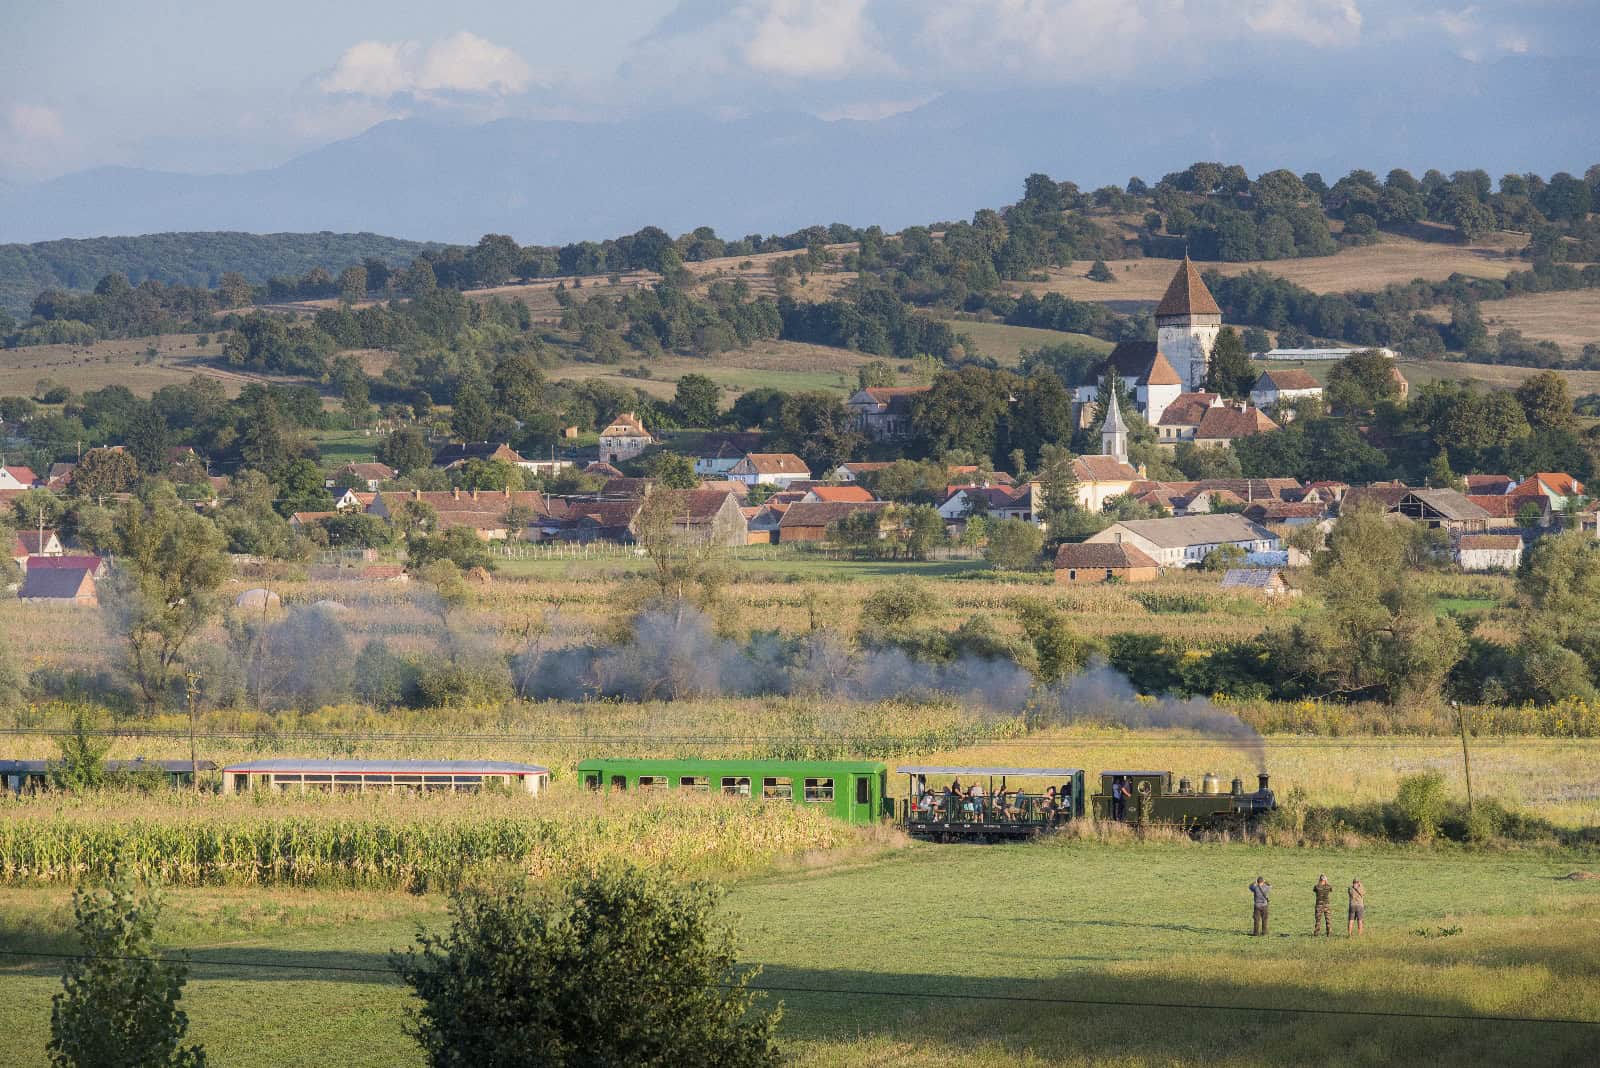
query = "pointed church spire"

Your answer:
(1101, 378), (1129, 464)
